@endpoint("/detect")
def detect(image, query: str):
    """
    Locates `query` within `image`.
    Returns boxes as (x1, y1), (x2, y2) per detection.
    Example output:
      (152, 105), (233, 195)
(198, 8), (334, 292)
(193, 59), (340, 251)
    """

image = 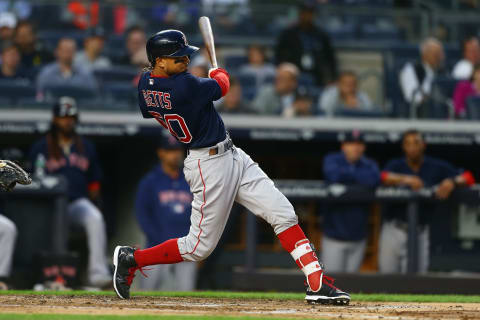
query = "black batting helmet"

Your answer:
(146, 30), (199, 64)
